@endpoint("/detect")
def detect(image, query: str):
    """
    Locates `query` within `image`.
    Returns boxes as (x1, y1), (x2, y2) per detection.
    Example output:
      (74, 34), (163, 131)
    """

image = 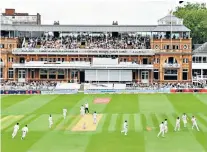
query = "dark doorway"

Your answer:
(80, 71), (85, 83)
